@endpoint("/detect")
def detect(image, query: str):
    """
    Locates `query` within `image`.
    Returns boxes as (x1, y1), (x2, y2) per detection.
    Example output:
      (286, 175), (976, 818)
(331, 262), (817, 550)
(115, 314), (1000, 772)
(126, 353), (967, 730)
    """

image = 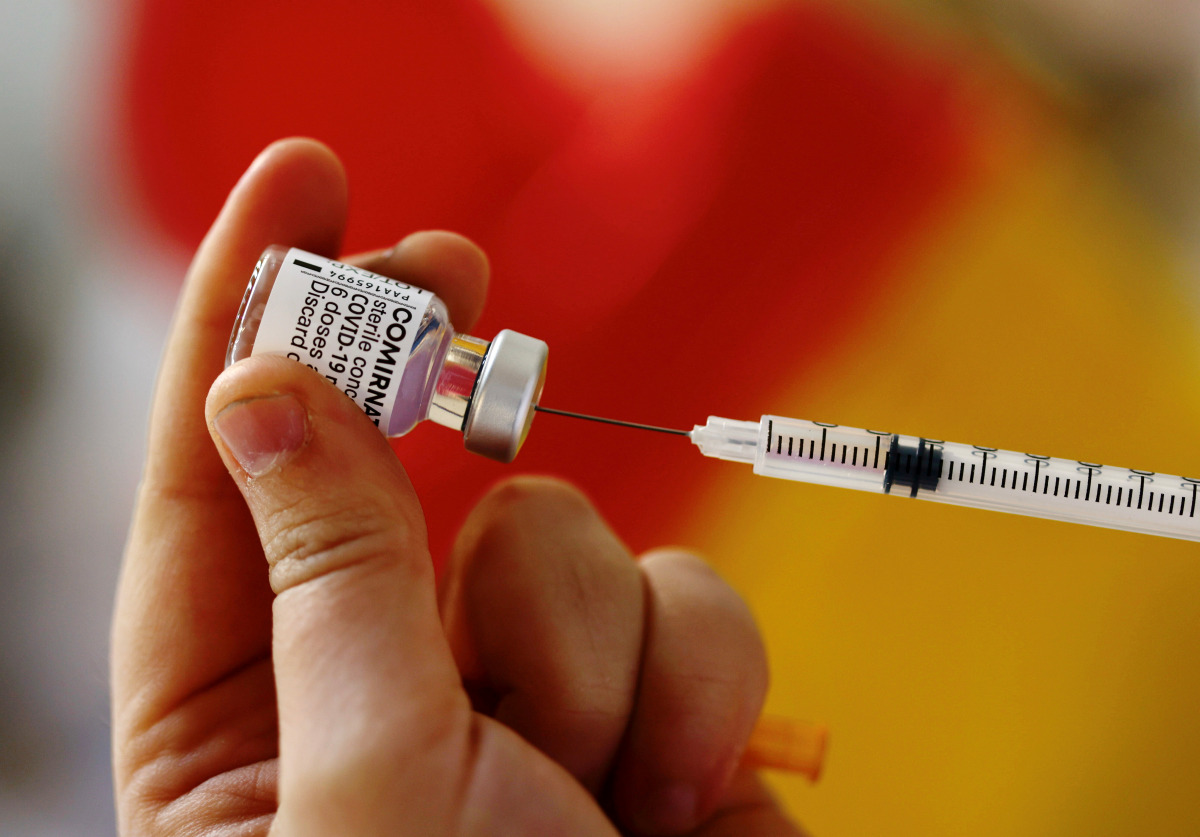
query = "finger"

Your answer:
(348, 230), (490, 332)
(146, 138), (348, 493)
(439, 476), (645, 794)
(611, 551), (770, 836)
(206, 354), (469, 830)
(114, 138), (348, 728)
(690, 770), (810, 837)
